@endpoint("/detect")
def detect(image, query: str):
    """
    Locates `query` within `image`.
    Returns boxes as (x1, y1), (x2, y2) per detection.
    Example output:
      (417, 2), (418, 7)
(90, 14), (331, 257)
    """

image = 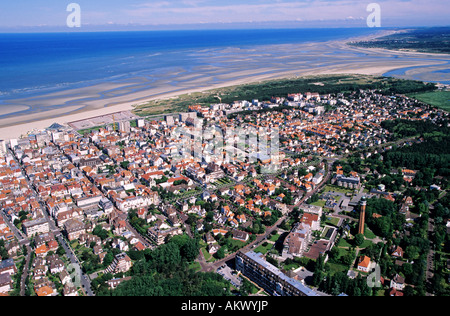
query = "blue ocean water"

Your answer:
(0, 28), (380, 99)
